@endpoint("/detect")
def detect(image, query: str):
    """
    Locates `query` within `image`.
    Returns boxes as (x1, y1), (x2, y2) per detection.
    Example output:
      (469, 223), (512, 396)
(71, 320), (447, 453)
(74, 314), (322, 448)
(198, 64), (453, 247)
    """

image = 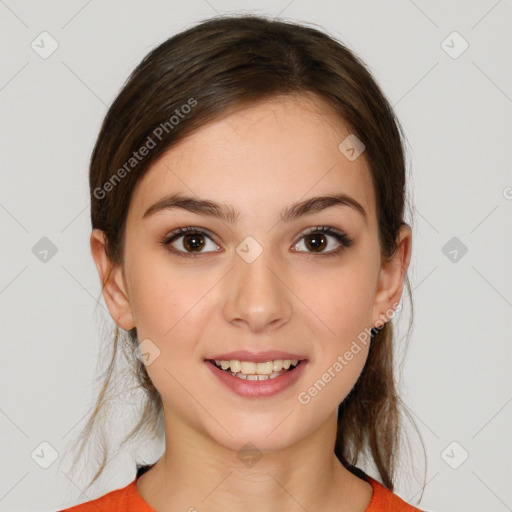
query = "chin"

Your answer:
(209, 419), (308, 454)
